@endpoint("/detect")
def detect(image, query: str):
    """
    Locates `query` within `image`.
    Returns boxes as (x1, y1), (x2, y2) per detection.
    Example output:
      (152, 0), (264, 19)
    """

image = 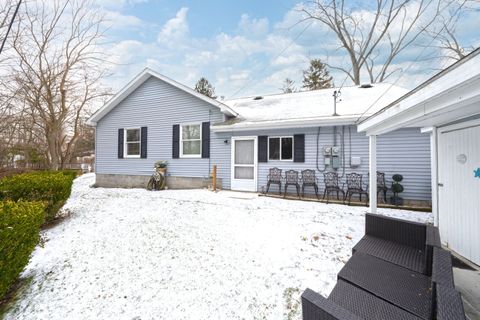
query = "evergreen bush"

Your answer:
(0, 200), (45, 297)
(0, 171), (74, 222)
